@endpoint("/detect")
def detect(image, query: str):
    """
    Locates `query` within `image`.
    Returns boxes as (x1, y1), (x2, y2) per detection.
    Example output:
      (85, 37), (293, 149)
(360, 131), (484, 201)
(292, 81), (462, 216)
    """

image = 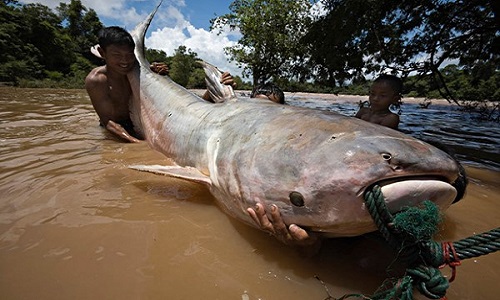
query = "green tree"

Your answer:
(80, 9), (103, 60)
(0, 0), (100, 85)
(211, 0), (313, 85)
(21, 4), (75, 74)
(57, 0), (103, 58)
(0, 1), (62, 82)
(306, 0), (499, 103)
(0, 0), (26, 82)
(188, 68), (207, 89)
(146, 48), (171, 65)
(169, 45), (201, 87)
